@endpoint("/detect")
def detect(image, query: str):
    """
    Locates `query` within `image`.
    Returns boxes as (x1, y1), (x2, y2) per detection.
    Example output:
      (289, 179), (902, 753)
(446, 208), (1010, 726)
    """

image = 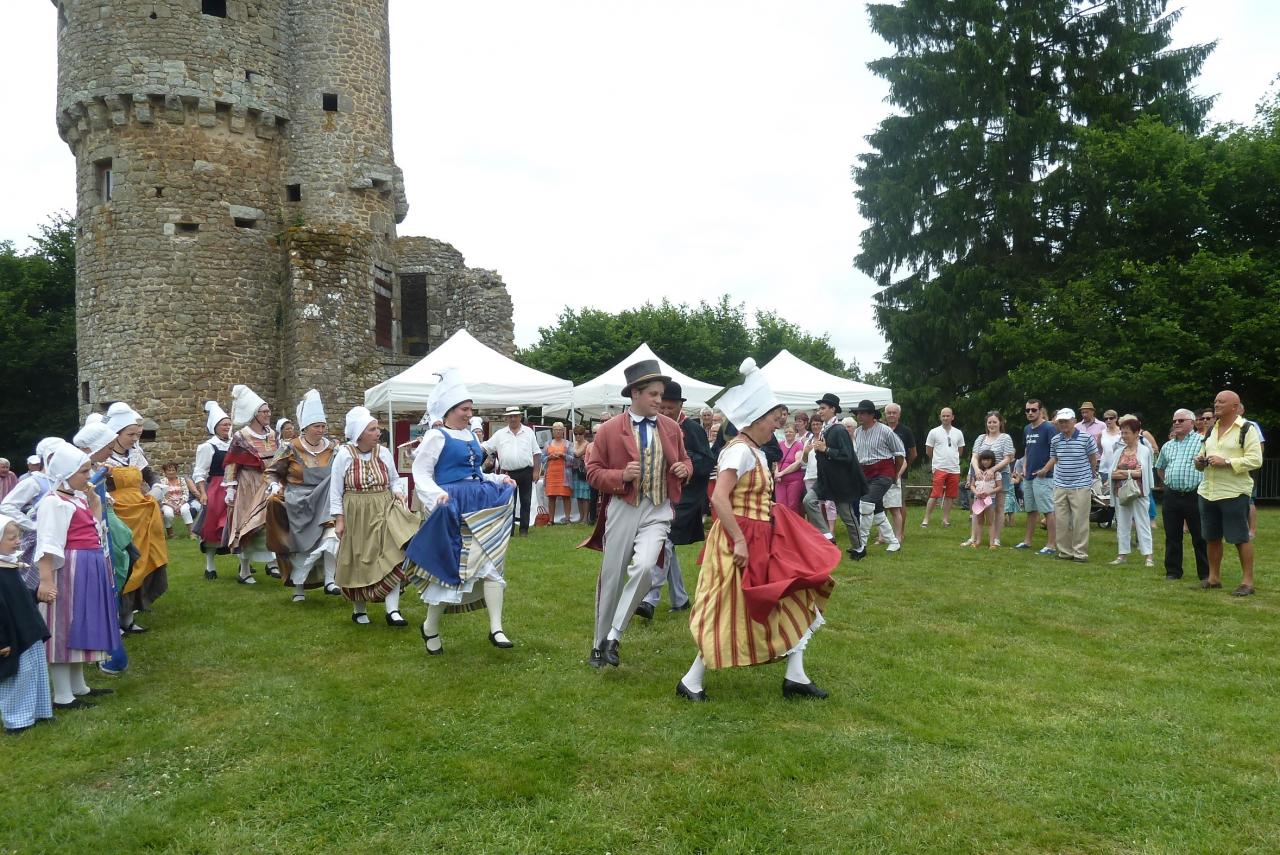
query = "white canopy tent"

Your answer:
(757, 349), (892, 411)
(363, 329), (575, 432)
(548, 343), (722, 419)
